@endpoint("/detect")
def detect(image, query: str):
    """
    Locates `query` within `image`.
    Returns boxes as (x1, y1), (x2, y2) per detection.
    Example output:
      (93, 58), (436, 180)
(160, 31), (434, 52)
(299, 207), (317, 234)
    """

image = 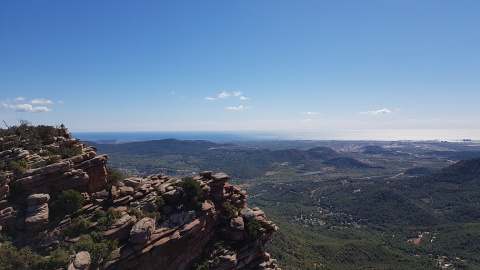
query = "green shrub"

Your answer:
(0, 241), (42, 270)
(67, 216), (92, 236)
(177, 177), (203, 209)
(221, 202), (239, 217)
(56, 189), (85, 215)
(247, 220), (264, 239)
(95, 208), (122, 231)
(127, 207), (144, 220)
(106, 167), (127, 189)
(8, 158), (27, 174)
(36, 248), (69, 270)
(35, 125), (58, 145)
(47, 155), (61, 164)
(74, 234), (118, 264)
(155, 196), (165, 210)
